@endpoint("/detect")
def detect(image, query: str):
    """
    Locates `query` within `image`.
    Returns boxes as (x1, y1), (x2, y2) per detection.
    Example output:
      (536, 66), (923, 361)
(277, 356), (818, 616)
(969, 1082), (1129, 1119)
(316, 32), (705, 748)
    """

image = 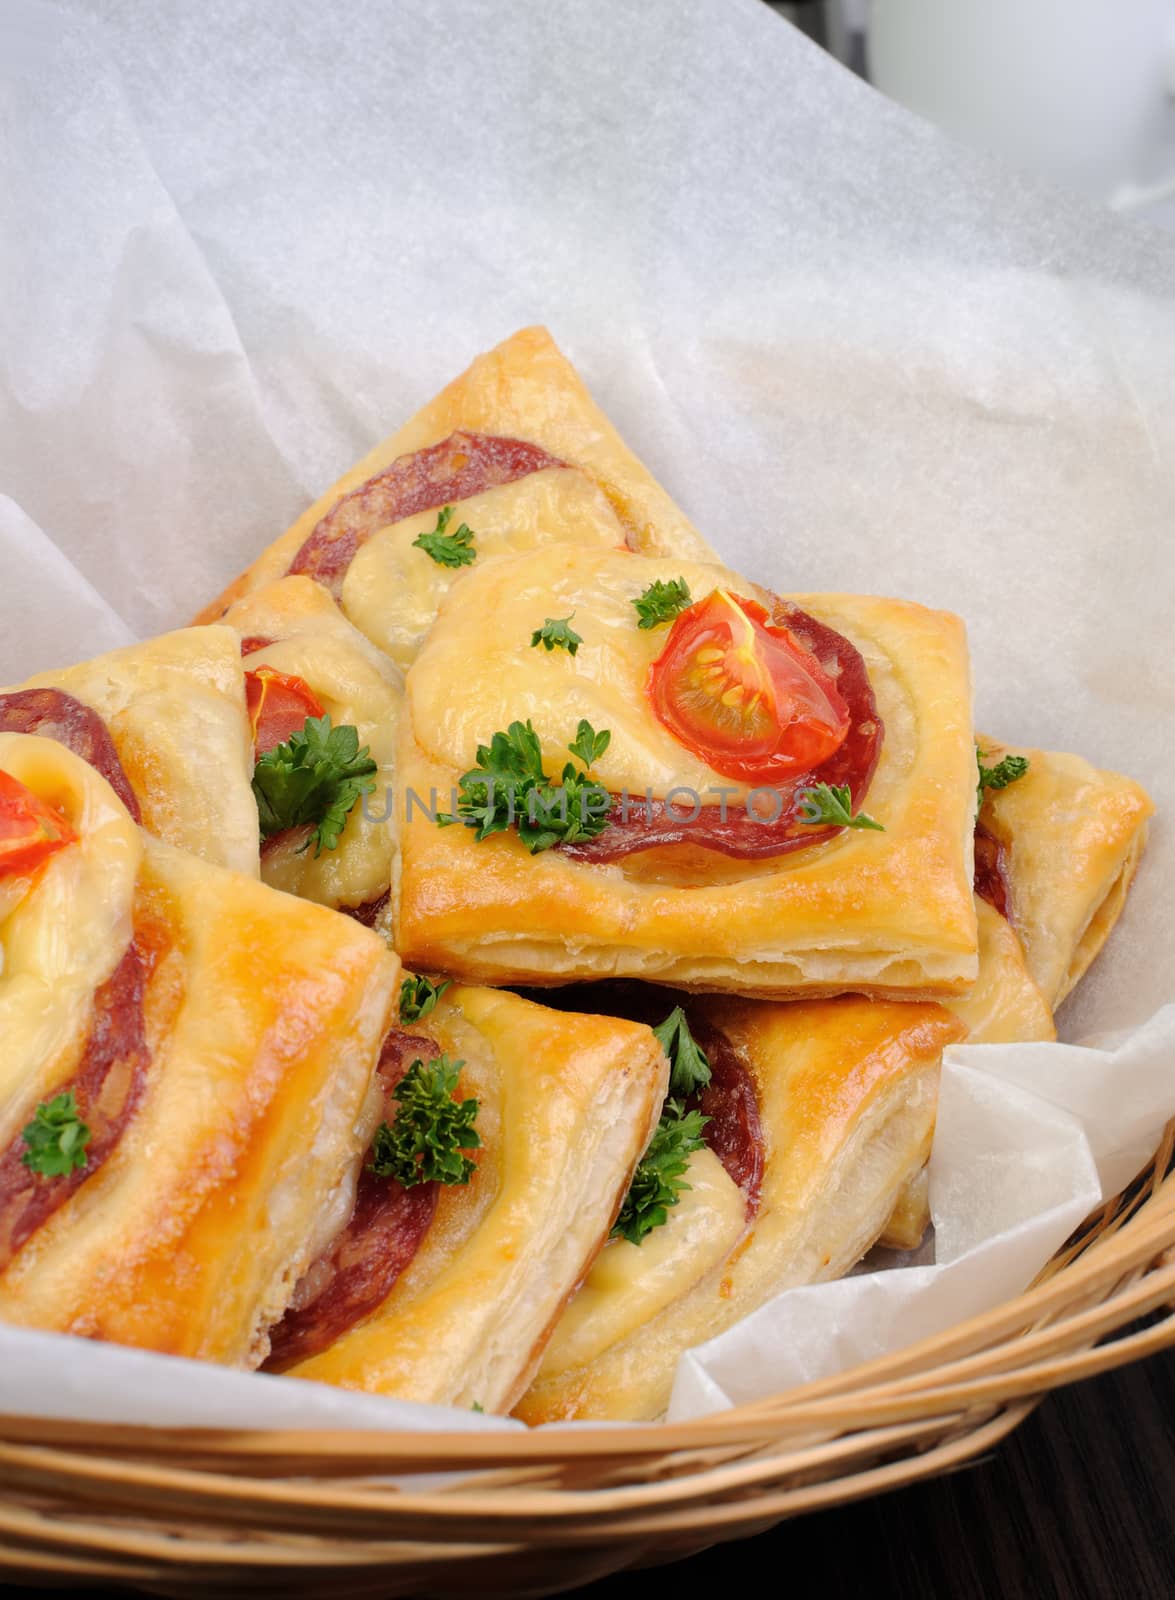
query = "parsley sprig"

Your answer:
(796, 781), (884, 832)
(530, 614), (582, 655)
(633, 577), (692, 630)
(368, 1055), (480, 1187)
(412, 506), (477, 568)
(976, 747), (1029, 809)
(399, 973), (452, 1025)
(653, 1006), (712, 1097)
(611, 1008), (713, 1246)
(612, 1101), (709, 1246)
(22, 1090), (91, 1178)
(437, 718), (612, 853)
(252, 716), (377, 856)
